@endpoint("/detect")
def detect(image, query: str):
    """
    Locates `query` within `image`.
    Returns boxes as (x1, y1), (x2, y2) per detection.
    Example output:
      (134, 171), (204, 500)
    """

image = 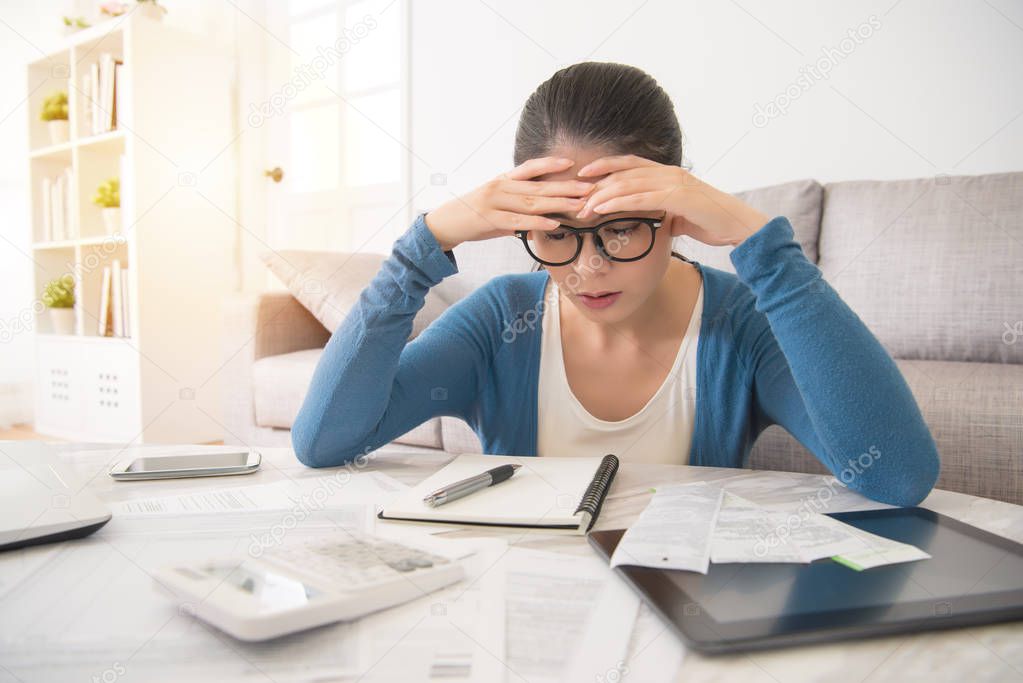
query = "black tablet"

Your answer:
(587, 507), (1023, 654)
